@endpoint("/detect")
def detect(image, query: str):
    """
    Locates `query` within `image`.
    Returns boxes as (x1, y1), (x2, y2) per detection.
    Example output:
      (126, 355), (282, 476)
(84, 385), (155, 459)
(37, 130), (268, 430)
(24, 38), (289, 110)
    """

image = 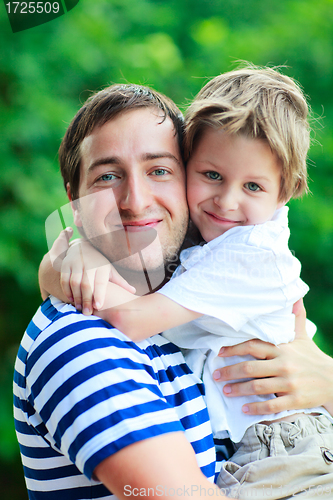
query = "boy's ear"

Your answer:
(277, 197), (291, 210)
(66, 183), (83, 227)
